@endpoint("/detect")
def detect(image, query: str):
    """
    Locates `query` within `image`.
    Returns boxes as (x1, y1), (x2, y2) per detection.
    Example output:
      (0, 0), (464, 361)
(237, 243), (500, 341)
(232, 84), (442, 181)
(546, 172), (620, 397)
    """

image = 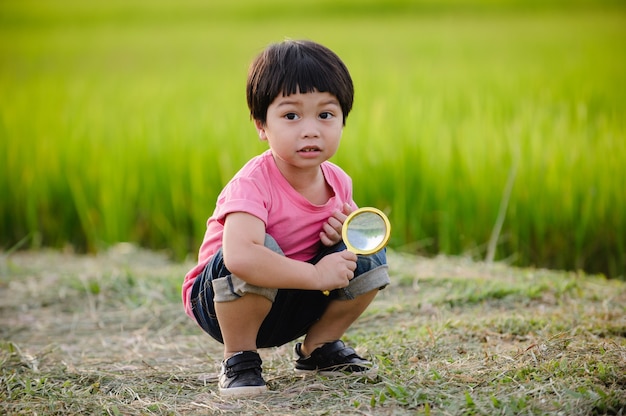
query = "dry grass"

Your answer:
(1, 246), (625, 415)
